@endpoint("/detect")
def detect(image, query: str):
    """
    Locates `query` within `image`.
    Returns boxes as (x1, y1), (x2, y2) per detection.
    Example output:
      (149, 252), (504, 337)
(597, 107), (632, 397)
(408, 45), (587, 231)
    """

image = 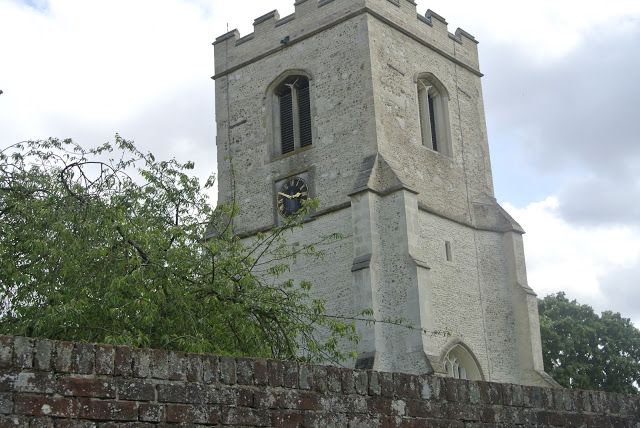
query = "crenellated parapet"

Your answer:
(213, 0), (480, 78)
